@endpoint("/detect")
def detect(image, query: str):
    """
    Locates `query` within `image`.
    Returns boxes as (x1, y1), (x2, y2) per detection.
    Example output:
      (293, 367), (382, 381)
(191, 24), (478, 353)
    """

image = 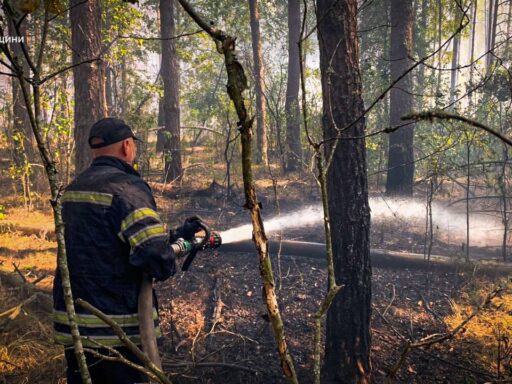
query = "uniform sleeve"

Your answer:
(112, 179), (175, 281)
